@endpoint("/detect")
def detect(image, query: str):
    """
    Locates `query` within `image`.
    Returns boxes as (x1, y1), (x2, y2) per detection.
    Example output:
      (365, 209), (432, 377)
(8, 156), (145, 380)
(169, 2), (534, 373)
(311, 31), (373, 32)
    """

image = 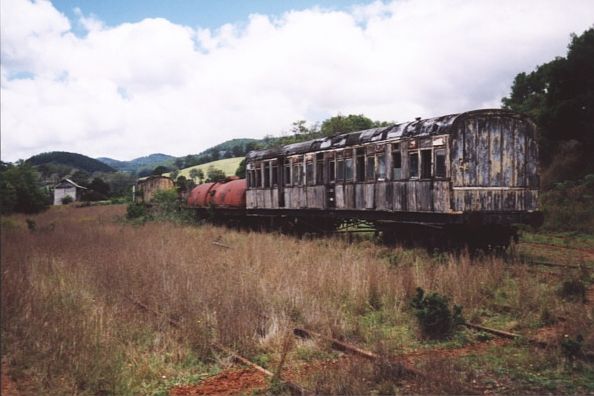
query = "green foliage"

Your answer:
(235, 158), (246, 178)
(61, 195), (74, 205)
(206, 166), (226, 182)
(26, 151), (116, 173)
(152, 165), (171, 175)
(0, 161), (50, 214)
(502, 28), (594, 182)
(560, 334), (584, 361)
(410, 287), (464, 339)
(320, 114), (376, 136)
(126, 203), (146, 219)
(558, 279), (586, 302)
(540, 174), (594, 233)
(89, 177), (110, 196)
